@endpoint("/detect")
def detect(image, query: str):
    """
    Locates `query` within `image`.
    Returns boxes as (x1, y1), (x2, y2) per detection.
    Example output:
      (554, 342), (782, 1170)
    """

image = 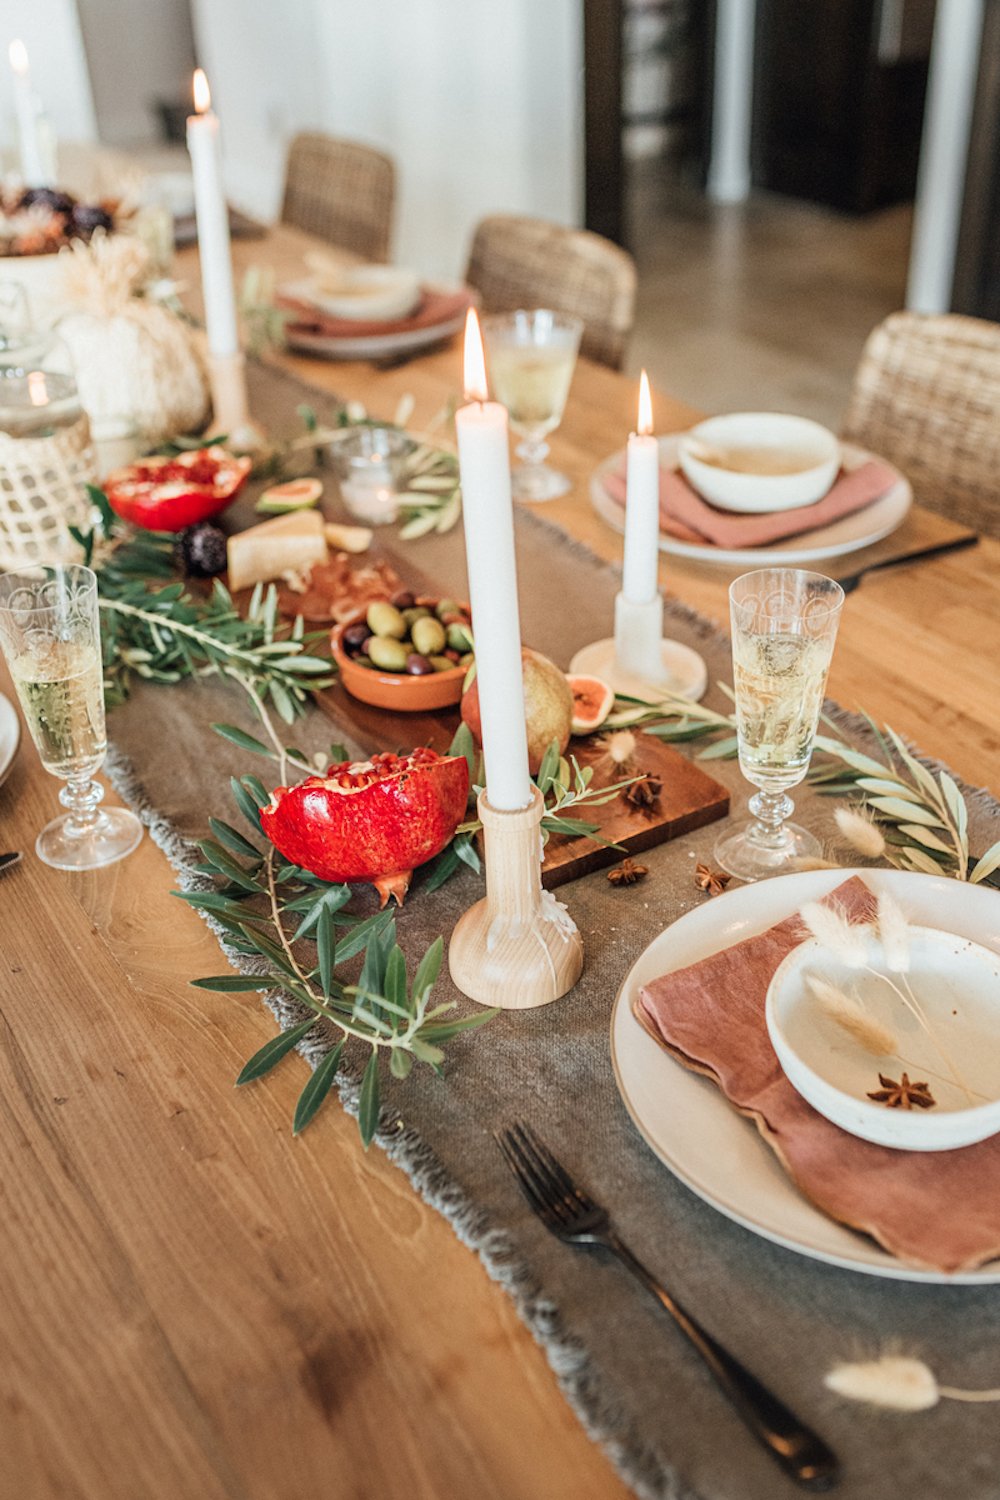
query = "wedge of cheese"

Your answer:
(226, 509), (328, 593)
